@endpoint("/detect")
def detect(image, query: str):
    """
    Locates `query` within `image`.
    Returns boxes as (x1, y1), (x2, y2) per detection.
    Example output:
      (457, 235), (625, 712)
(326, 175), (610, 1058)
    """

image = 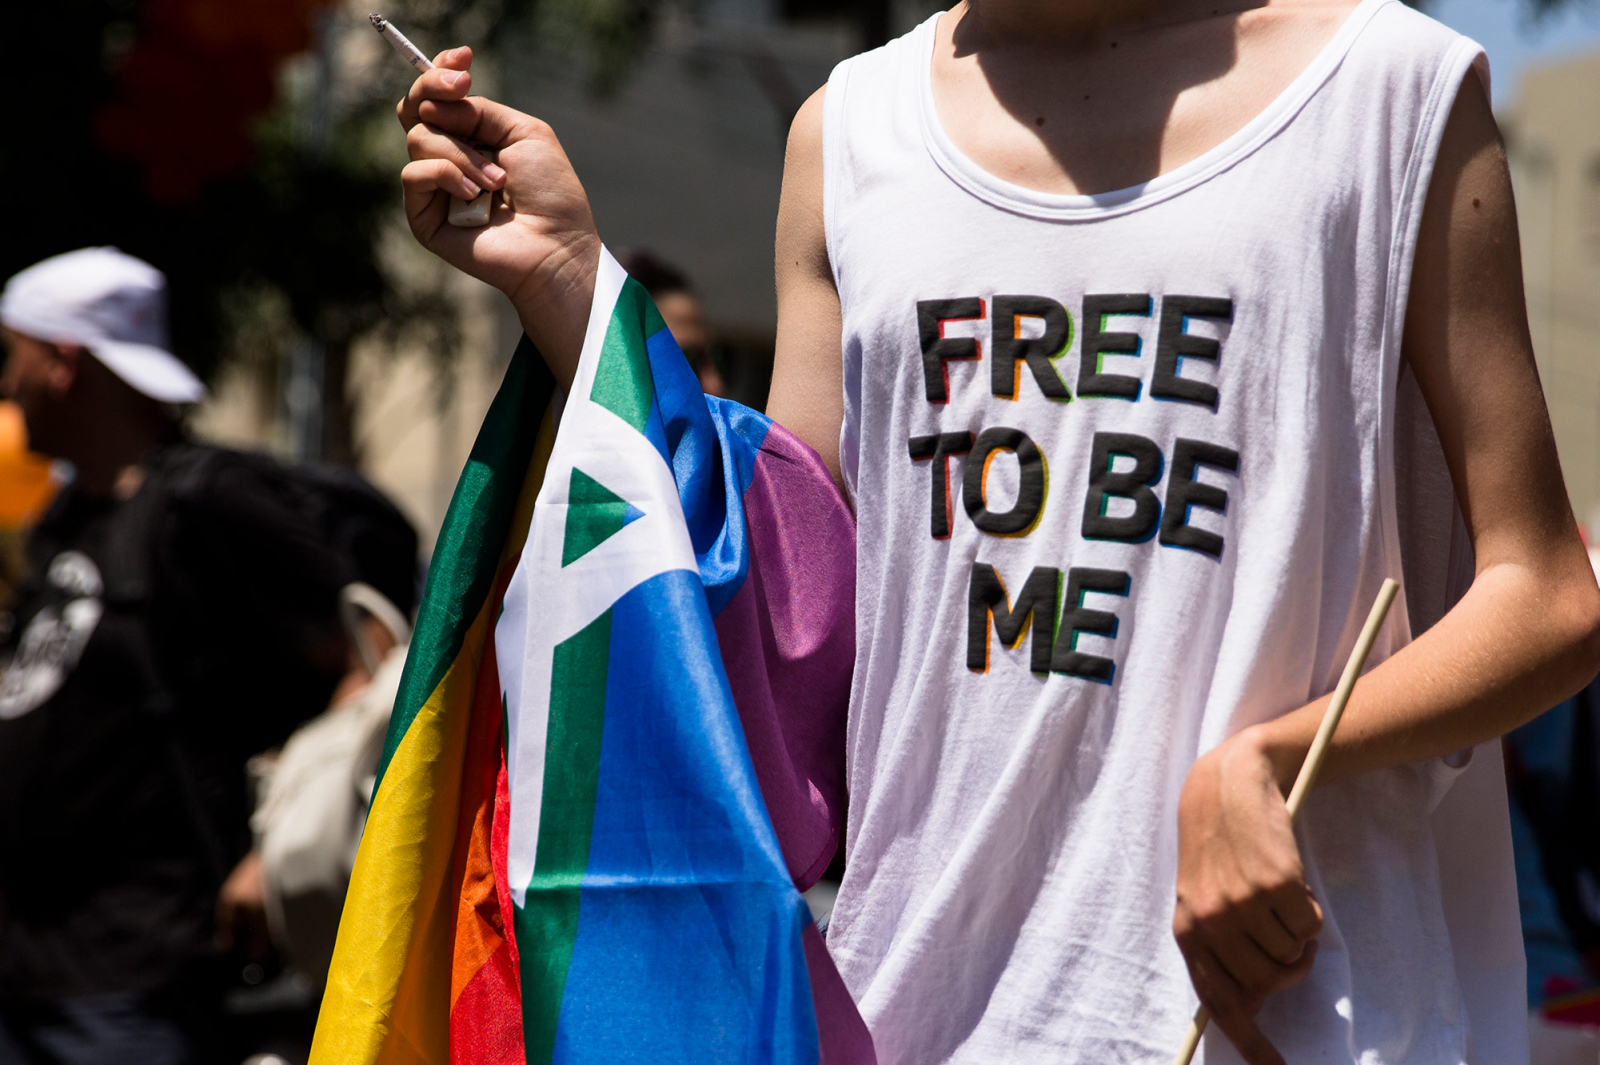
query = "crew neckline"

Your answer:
(915, 0), (1388, 221)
